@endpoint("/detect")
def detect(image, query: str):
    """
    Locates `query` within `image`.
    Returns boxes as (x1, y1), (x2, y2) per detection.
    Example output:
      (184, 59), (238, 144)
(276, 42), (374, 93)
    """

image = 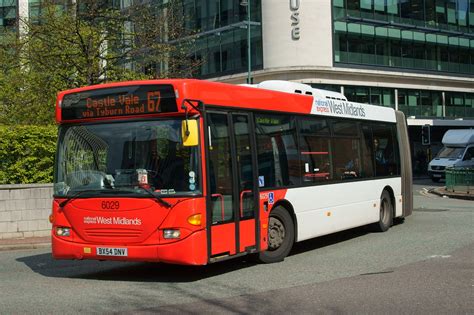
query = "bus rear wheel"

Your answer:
(372, 190), (393, 232)
(258, 206), (295, 263)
